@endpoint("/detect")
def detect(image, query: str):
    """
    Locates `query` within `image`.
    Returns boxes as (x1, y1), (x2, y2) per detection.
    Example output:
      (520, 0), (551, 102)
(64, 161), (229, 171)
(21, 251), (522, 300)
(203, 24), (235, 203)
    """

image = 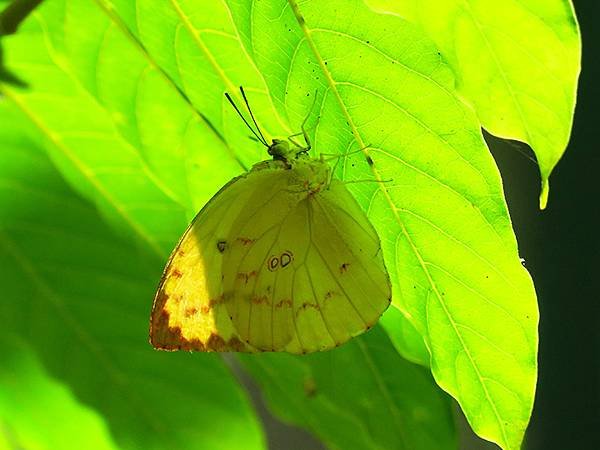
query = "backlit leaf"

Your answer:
(0, 102), (265, 450)
(366, 0), (581, 207)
